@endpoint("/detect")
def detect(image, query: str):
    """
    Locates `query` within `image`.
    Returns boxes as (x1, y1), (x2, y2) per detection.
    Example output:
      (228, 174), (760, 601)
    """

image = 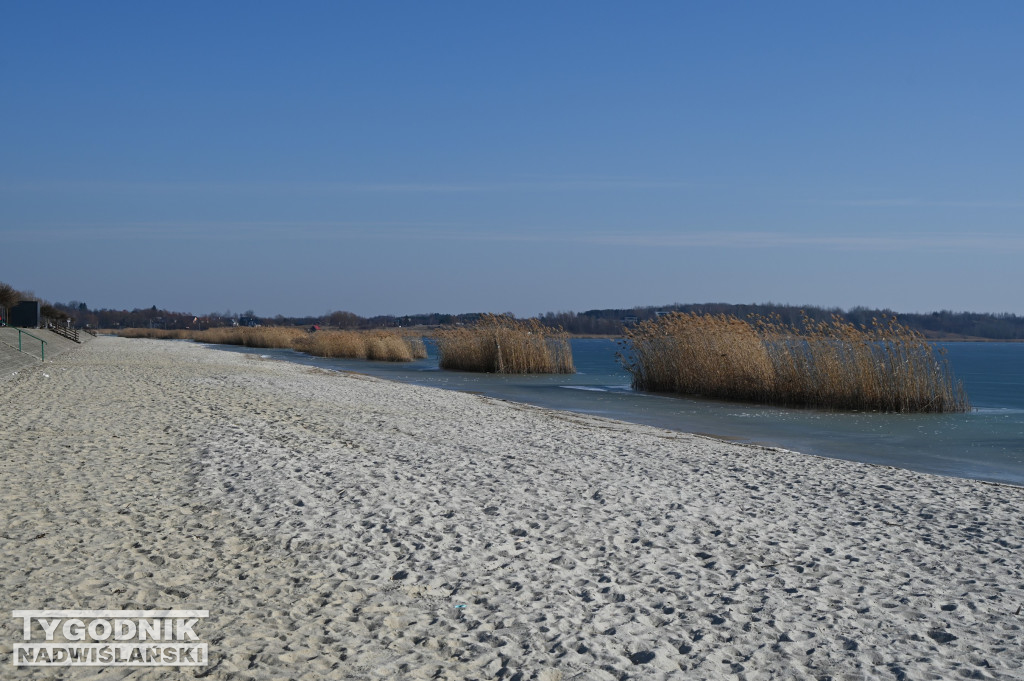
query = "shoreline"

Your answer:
(2, 337), (1022, 679)
(98, 327), (1024, 342)
(200, 339), (1024, 489)
(129, 335), (1024, 493)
